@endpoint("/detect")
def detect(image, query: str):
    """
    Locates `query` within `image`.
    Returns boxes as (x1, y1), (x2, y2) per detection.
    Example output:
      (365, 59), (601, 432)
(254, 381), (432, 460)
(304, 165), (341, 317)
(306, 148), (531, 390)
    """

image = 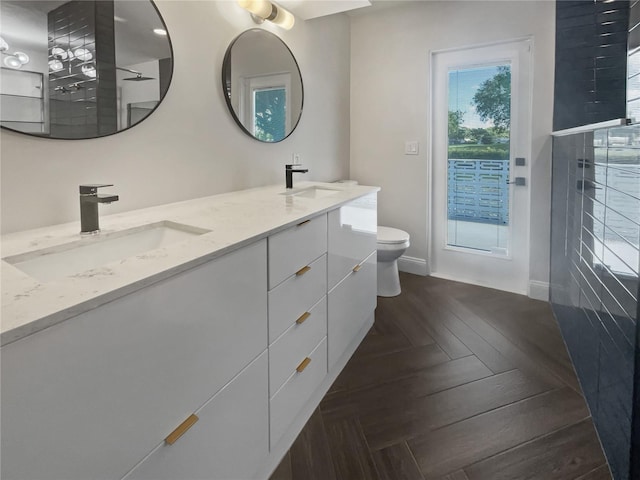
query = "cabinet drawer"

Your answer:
(328, 194), (377, 289)
(268, 254), (326, 342)
(328, 251), (376, 370)
(269, 214), (327, 289)
(0, 241), (267, 480)
(269, 296), (327, 395)
(123, 351), (269, 480)
(270, 337), (327, 447)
